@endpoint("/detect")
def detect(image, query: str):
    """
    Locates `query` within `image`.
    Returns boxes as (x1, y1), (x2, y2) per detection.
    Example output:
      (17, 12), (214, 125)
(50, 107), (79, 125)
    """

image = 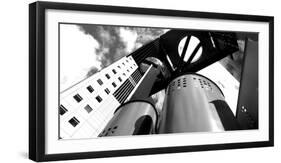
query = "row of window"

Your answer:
(60, 104), (94, 116)
(71, 65), (137, 105)
(97, 69), (132, 87)
(70, 78), (121, 106)
(86, 82), (115, 94)
(62, 104), (97, 127)
(101, 58), (134, 82)
(94, 59), (136, 91)
(104, 69), (130, 81)
(72, 93), (104, 104)
(60, 105), (94, 128)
